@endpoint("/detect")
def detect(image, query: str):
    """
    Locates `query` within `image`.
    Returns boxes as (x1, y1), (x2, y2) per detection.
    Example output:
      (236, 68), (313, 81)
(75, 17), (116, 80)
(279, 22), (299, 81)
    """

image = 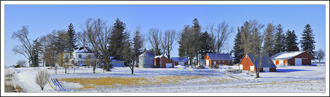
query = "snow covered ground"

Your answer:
(6, 64), (326, 93)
